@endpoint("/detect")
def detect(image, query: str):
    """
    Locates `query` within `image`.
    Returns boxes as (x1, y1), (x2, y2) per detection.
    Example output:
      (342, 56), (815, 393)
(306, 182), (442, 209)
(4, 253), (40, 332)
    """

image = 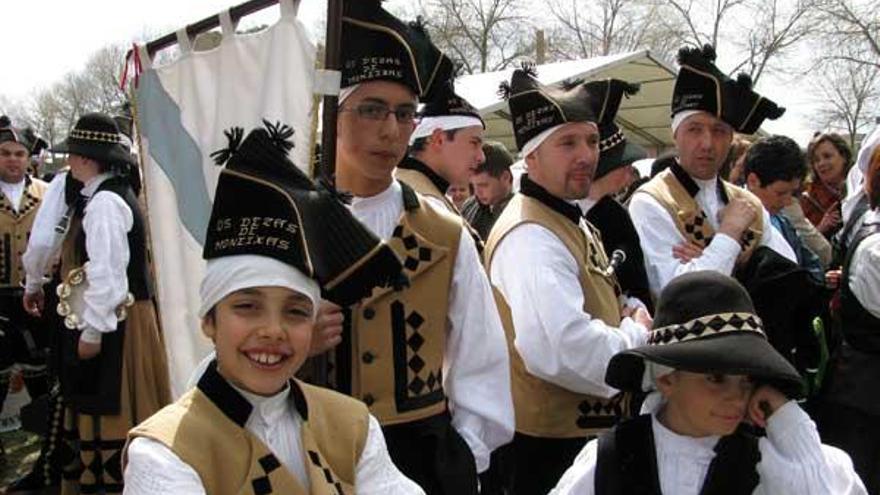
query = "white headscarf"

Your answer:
(410, 115), (484, 143)
(199, 255), (320, 318)
(671, 109), (705, 135)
